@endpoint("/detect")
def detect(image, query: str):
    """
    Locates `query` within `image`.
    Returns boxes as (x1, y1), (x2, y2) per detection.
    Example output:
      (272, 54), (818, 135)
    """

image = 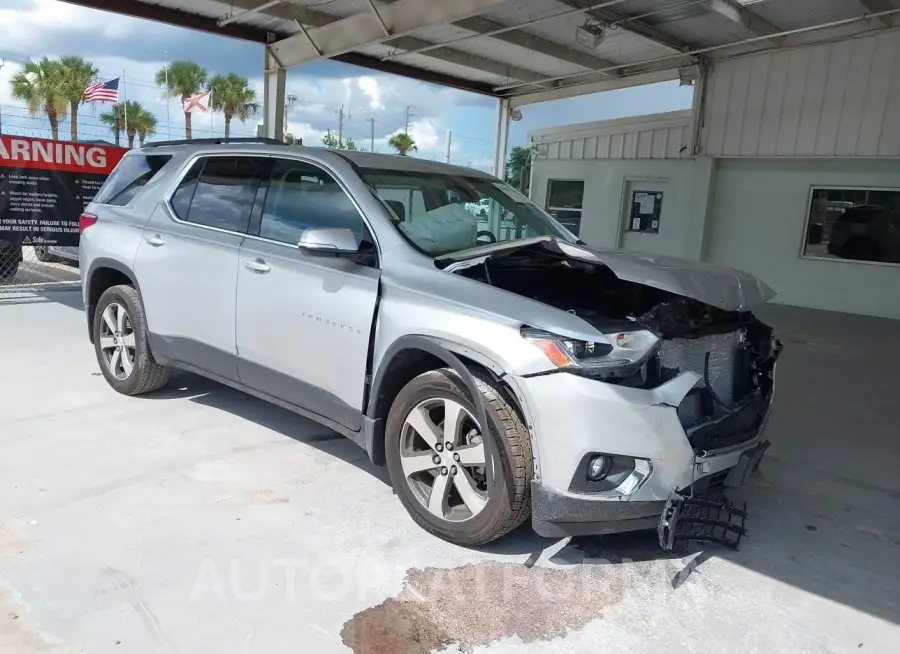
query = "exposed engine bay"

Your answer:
(452, 244), (782, 454)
